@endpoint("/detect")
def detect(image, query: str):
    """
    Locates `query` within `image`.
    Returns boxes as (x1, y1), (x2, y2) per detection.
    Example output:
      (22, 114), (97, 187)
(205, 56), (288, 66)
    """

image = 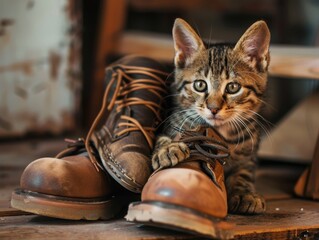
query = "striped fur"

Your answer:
(152, 18), (271, 215)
